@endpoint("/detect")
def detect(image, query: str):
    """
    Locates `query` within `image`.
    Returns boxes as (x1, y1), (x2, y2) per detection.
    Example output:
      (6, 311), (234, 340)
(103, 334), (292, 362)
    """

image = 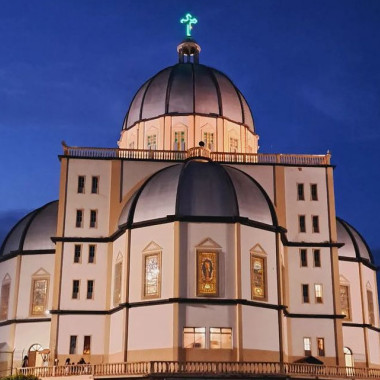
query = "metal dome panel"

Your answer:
(194, 64), (219, 115)
(141, 67), (171, 120)
(133, 164), (182, 223)
(213, 71), (243, 124)
(126, 80), (150, 128)
(223, 166), (273, 225)
(168, 64), (194, 114)
(176, 161), (238, 217)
